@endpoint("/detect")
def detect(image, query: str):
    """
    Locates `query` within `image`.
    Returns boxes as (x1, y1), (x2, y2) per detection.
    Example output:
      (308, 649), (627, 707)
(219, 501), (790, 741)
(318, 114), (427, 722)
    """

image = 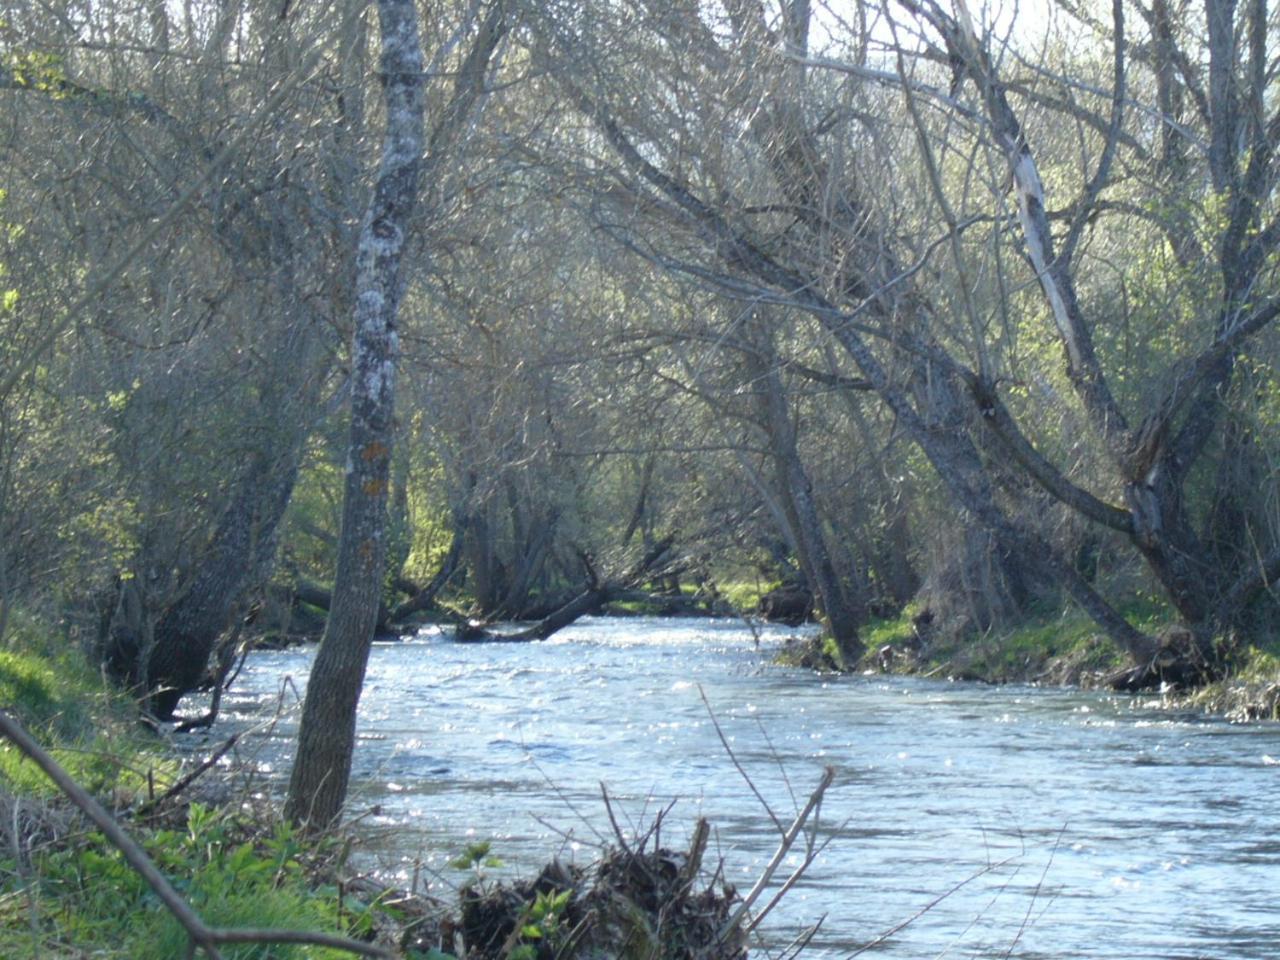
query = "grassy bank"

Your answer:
(0, 615), (752, 960)
(0, 613), (406, 959)
(777, 599), (1280, 720)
